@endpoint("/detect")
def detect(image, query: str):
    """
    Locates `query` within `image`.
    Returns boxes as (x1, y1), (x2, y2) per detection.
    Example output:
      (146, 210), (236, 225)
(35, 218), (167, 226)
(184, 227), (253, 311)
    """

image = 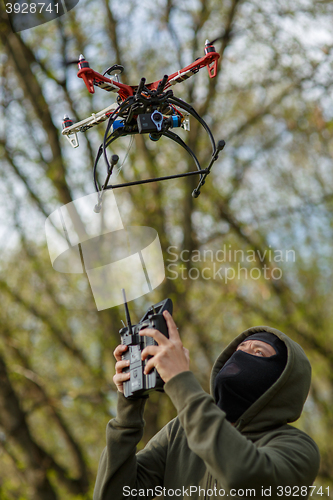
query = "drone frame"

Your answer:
(61, 41), (225, 200)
